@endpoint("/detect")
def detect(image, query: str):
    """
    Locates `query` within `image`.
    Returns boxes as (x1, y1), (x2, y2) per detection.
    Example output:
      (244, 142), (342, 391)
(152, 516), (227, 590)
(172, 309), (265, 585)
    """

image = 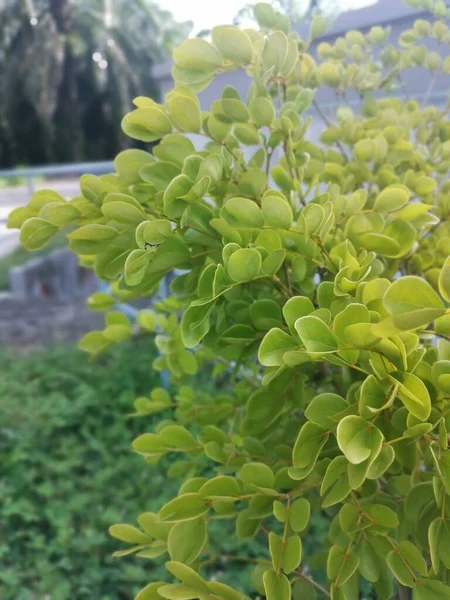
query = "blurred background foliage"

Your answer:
(1, 338), (161, 598)
(0, 0), (192, 166)
(0, 338), (292, 599)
